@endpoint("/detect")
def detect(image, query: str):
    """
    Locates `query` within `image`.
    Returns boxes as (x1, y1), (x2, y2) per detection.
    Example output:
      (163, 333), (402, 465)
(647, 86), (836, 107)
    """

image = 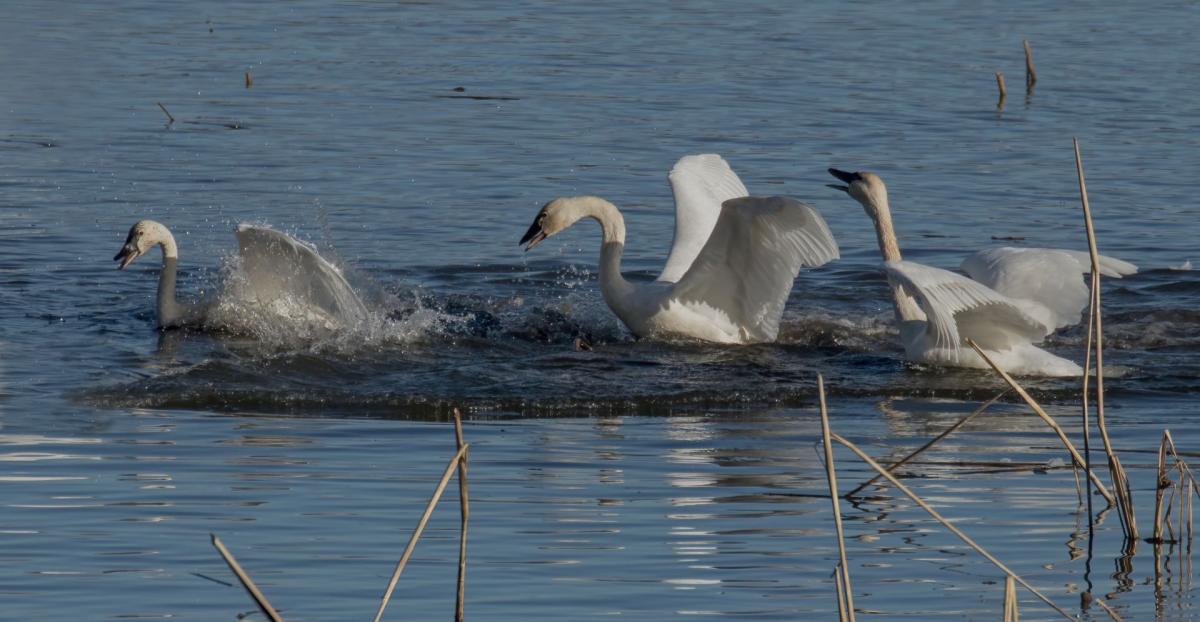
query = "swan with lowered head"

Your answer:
(519, 154), (840, 344)
(827, 168), (1137, 376)
(115, 219), (368, 330)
